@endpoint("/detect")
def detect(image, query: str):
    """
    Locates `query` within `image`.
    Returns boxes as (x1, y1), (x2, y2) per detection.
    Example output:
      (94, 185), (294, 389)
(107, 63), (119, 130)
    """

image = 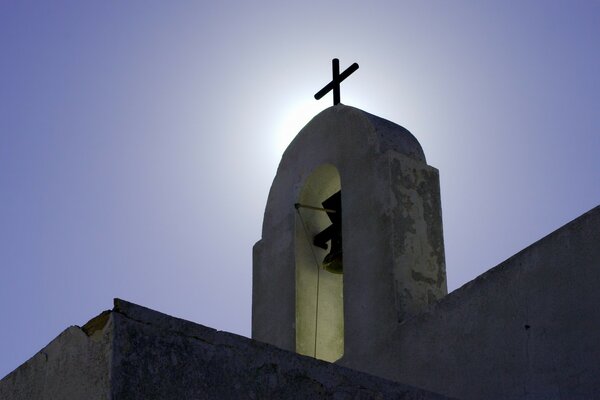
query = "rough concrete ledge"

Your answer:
(111, 298), (454, 399)
(1, 299), (454, 399)
(113, 298), (218, 343)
